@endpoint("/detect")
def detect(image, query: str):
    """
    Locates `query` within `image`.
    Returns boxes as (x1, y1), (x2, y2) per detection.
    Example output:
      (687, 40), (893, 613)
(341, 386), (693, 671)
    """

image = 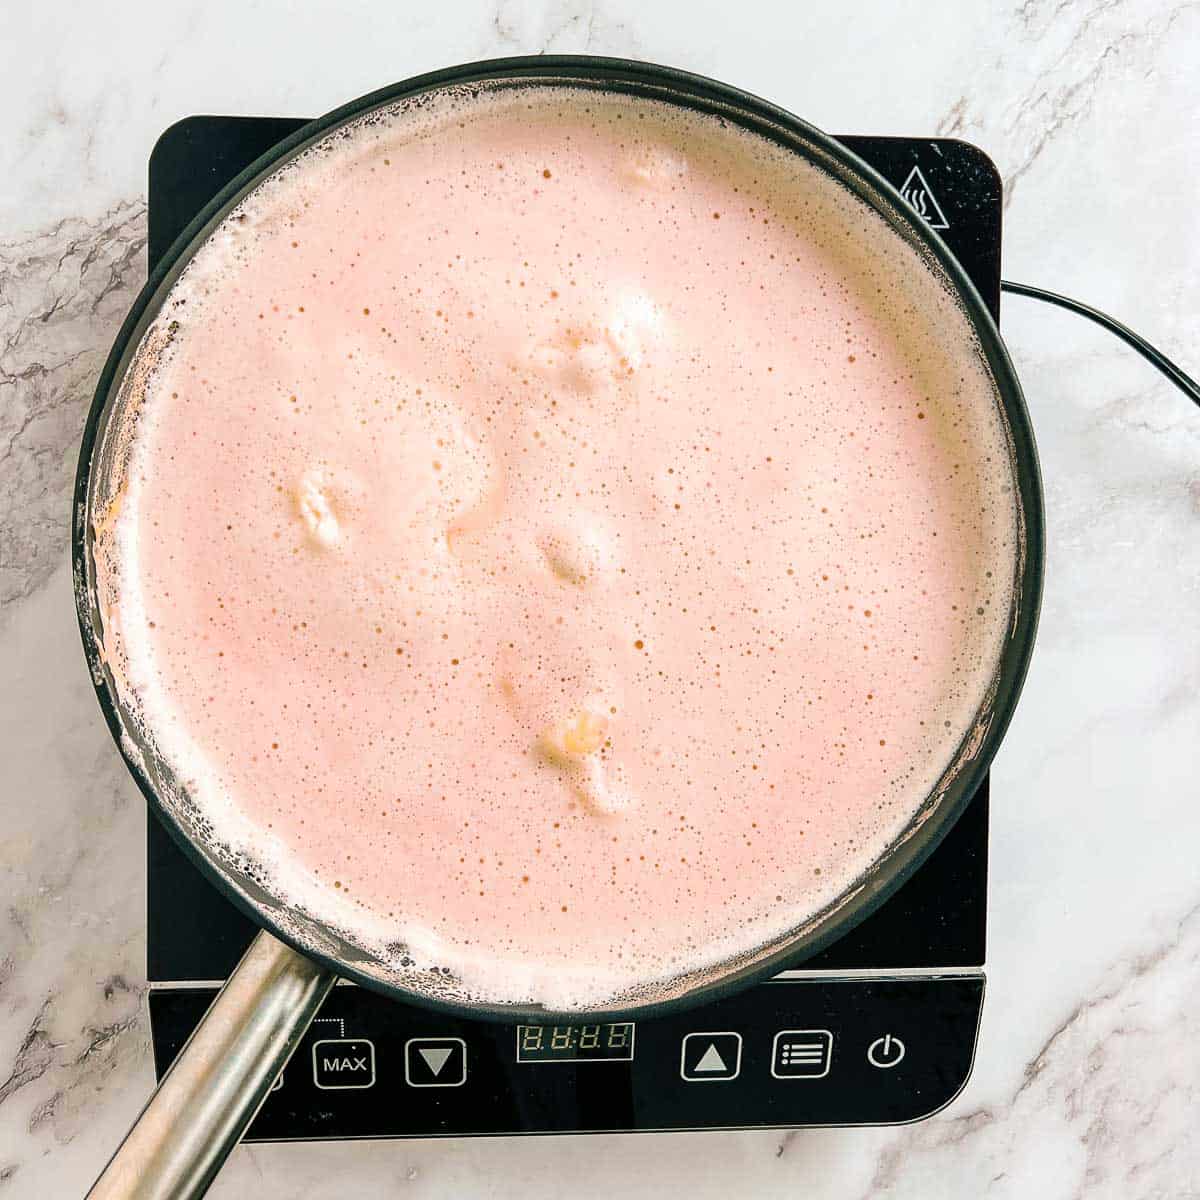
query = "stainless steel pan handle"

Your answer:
(87, 931), (337, 1200)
